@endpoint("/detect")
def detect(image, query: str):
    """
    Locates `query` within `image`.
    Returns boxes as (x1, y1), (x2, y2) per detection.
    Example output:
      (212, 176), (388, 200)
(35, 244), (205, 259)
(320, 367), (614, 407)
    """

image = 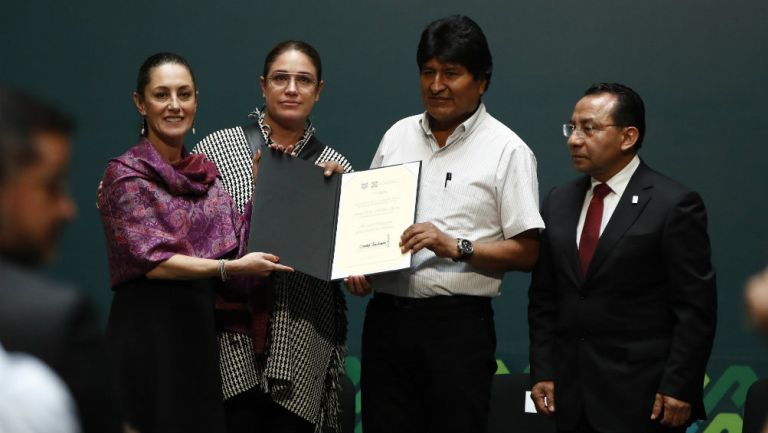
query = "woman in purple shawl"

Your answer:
(98, 53), (292, 433)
